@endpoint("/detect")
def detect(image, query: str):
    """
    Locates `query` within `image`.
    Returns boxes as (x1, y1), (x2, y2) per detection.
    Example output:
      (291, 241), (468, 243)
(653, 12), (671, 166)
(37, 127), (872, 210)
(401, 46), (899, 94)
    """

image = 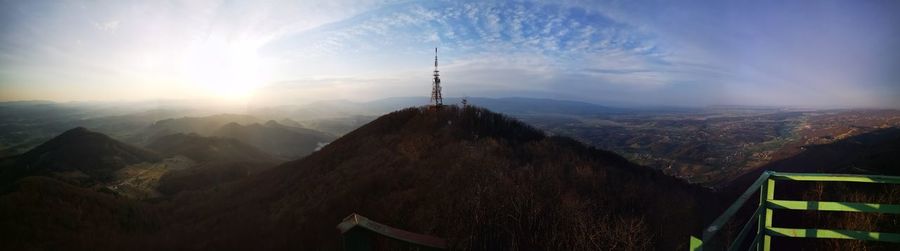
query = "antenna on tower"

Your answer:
(430, 47), (443, 108)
